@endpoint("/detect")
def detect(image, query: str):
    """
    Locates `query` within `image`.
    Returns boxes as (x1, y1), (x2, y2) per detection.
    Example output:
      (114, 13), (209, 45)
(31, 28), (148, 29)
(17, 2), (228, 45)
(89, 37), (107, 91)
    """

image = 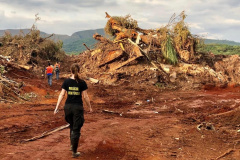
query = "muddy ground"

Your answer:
(0, 68), (239, 160)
